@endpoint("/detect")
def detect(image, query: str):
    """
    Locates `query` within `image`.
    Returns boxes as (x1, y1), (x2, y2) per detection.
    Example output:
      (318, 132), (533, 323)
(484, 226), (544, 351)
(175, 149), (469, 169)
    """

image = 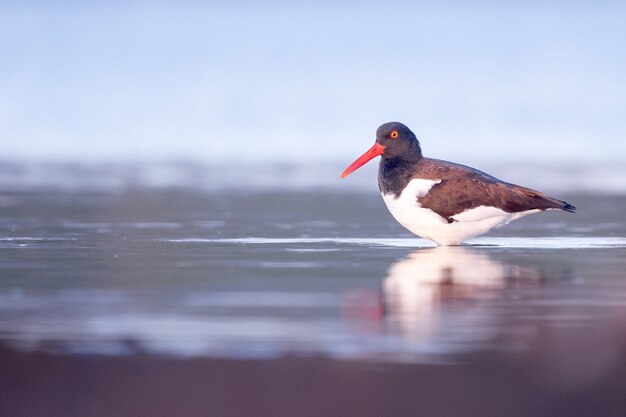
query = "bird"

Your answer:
(340, 122), (576, 246)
